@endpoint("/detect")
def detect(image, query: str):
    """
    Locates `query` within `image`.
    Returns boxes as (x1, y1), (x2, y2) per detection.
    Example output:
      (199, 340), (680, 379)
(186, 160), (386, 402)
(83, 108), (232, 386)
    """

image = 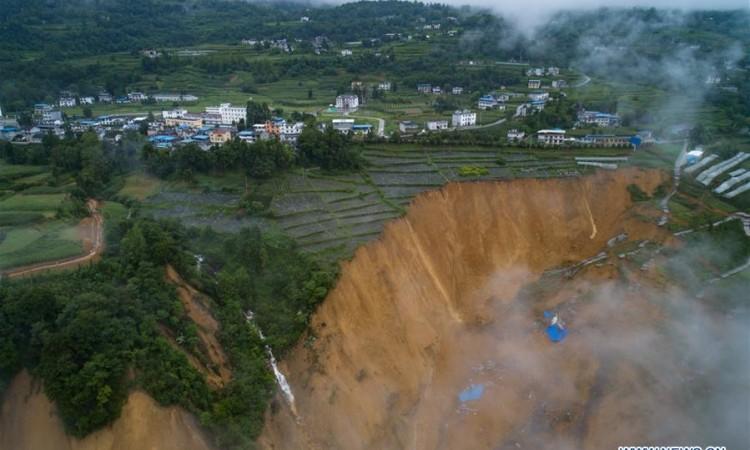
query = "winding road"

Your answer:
(3, 199), (104, 278)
